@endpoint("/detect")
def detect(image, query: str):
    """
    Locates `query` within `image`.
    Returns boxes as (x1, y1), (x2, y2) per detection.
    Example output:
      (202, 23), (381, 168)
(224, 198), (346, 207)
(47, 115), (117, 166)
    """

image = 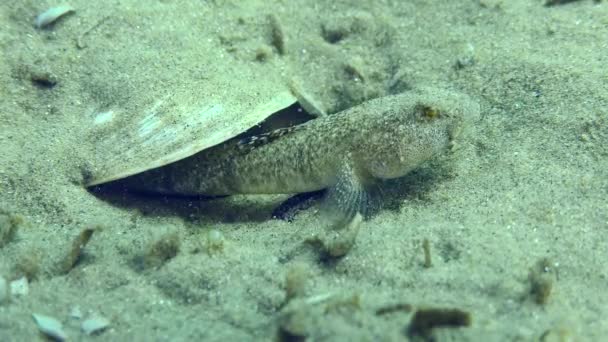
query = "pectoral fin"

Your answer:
(321, 162), (373, 227)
